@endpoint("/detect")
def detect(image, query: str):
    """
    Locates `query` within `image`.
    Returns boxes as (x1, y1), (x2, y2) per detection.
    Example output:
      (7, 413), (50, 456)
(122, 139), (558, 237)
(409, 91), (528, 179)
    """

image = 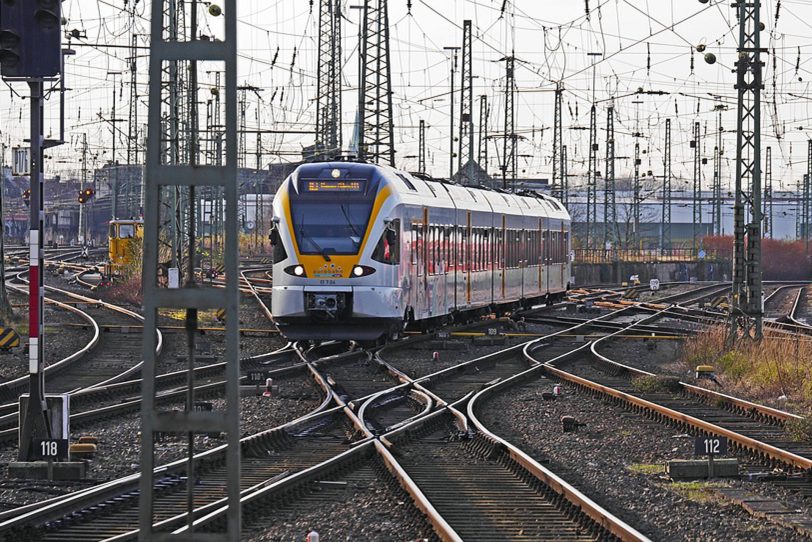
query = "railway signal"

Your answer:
(77, 187), (94, 204)
(21, 188), (30, 206)
(0, 0), (63, 79)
